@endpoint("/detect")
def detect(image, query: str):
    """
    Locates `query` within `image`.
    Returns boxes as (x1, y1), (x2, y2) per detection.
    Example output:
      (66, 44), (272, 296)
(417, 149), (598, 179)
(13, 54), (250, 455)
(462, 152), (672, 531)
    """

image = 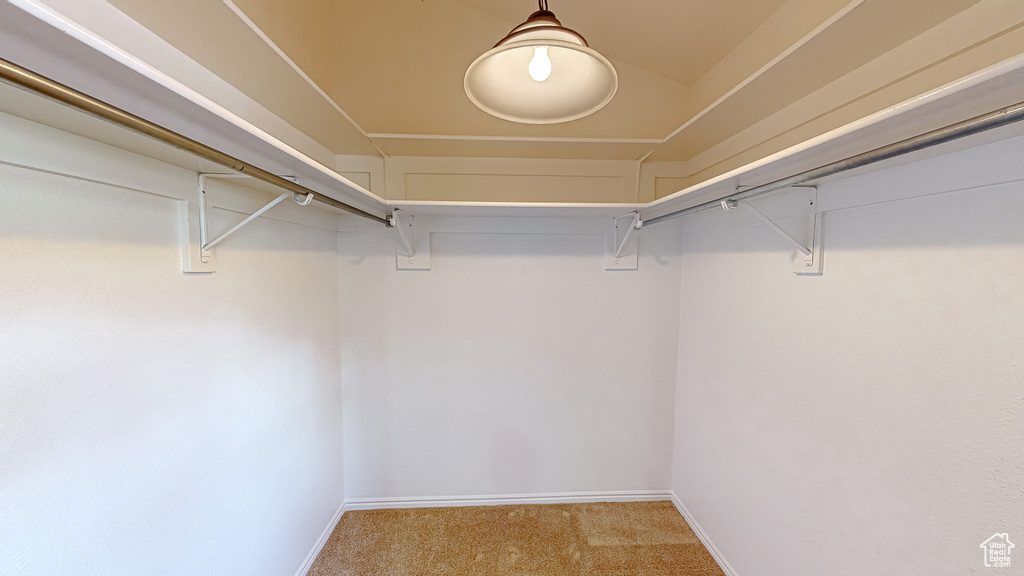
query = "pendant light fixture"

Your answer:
(464, 0), (618, 124)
